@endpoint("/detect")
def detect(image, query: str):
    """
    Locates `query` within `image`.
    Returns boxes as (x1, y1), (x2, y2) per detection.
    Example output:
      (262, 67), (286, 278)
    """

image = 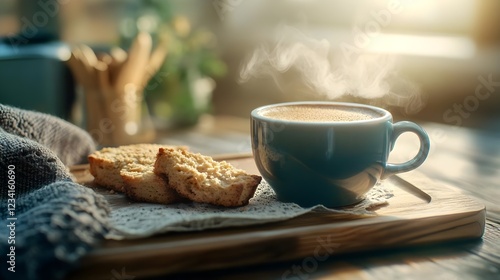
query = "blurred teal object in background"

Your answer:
(0, 38), (75, 119)
(0, 39), (75, 119)
(0, 0), (75, 119)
